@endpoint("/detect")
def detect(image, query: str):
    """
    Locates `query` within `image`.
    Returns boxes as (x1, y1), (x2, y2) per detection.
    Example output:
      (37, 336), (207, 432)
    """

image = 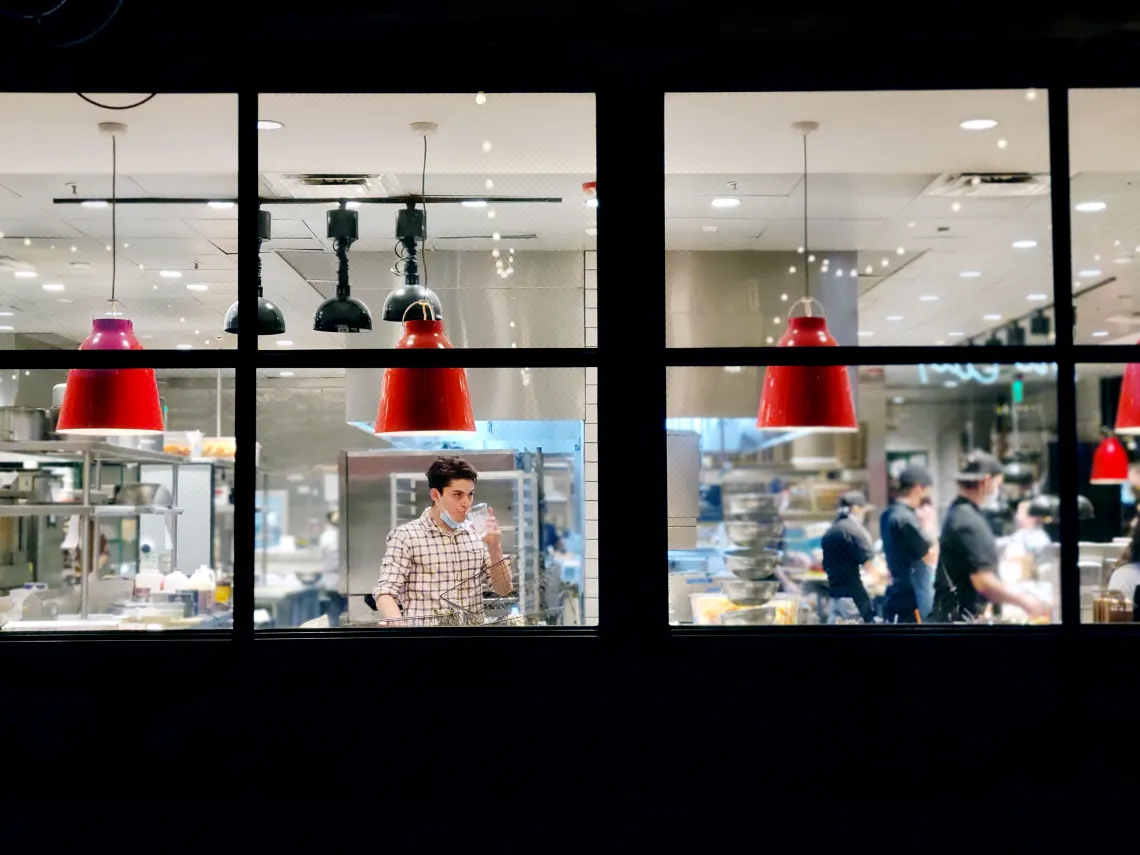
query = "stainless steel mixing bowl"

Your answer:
(722, 547), (783, 580)
(719, 578), (780, 606)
